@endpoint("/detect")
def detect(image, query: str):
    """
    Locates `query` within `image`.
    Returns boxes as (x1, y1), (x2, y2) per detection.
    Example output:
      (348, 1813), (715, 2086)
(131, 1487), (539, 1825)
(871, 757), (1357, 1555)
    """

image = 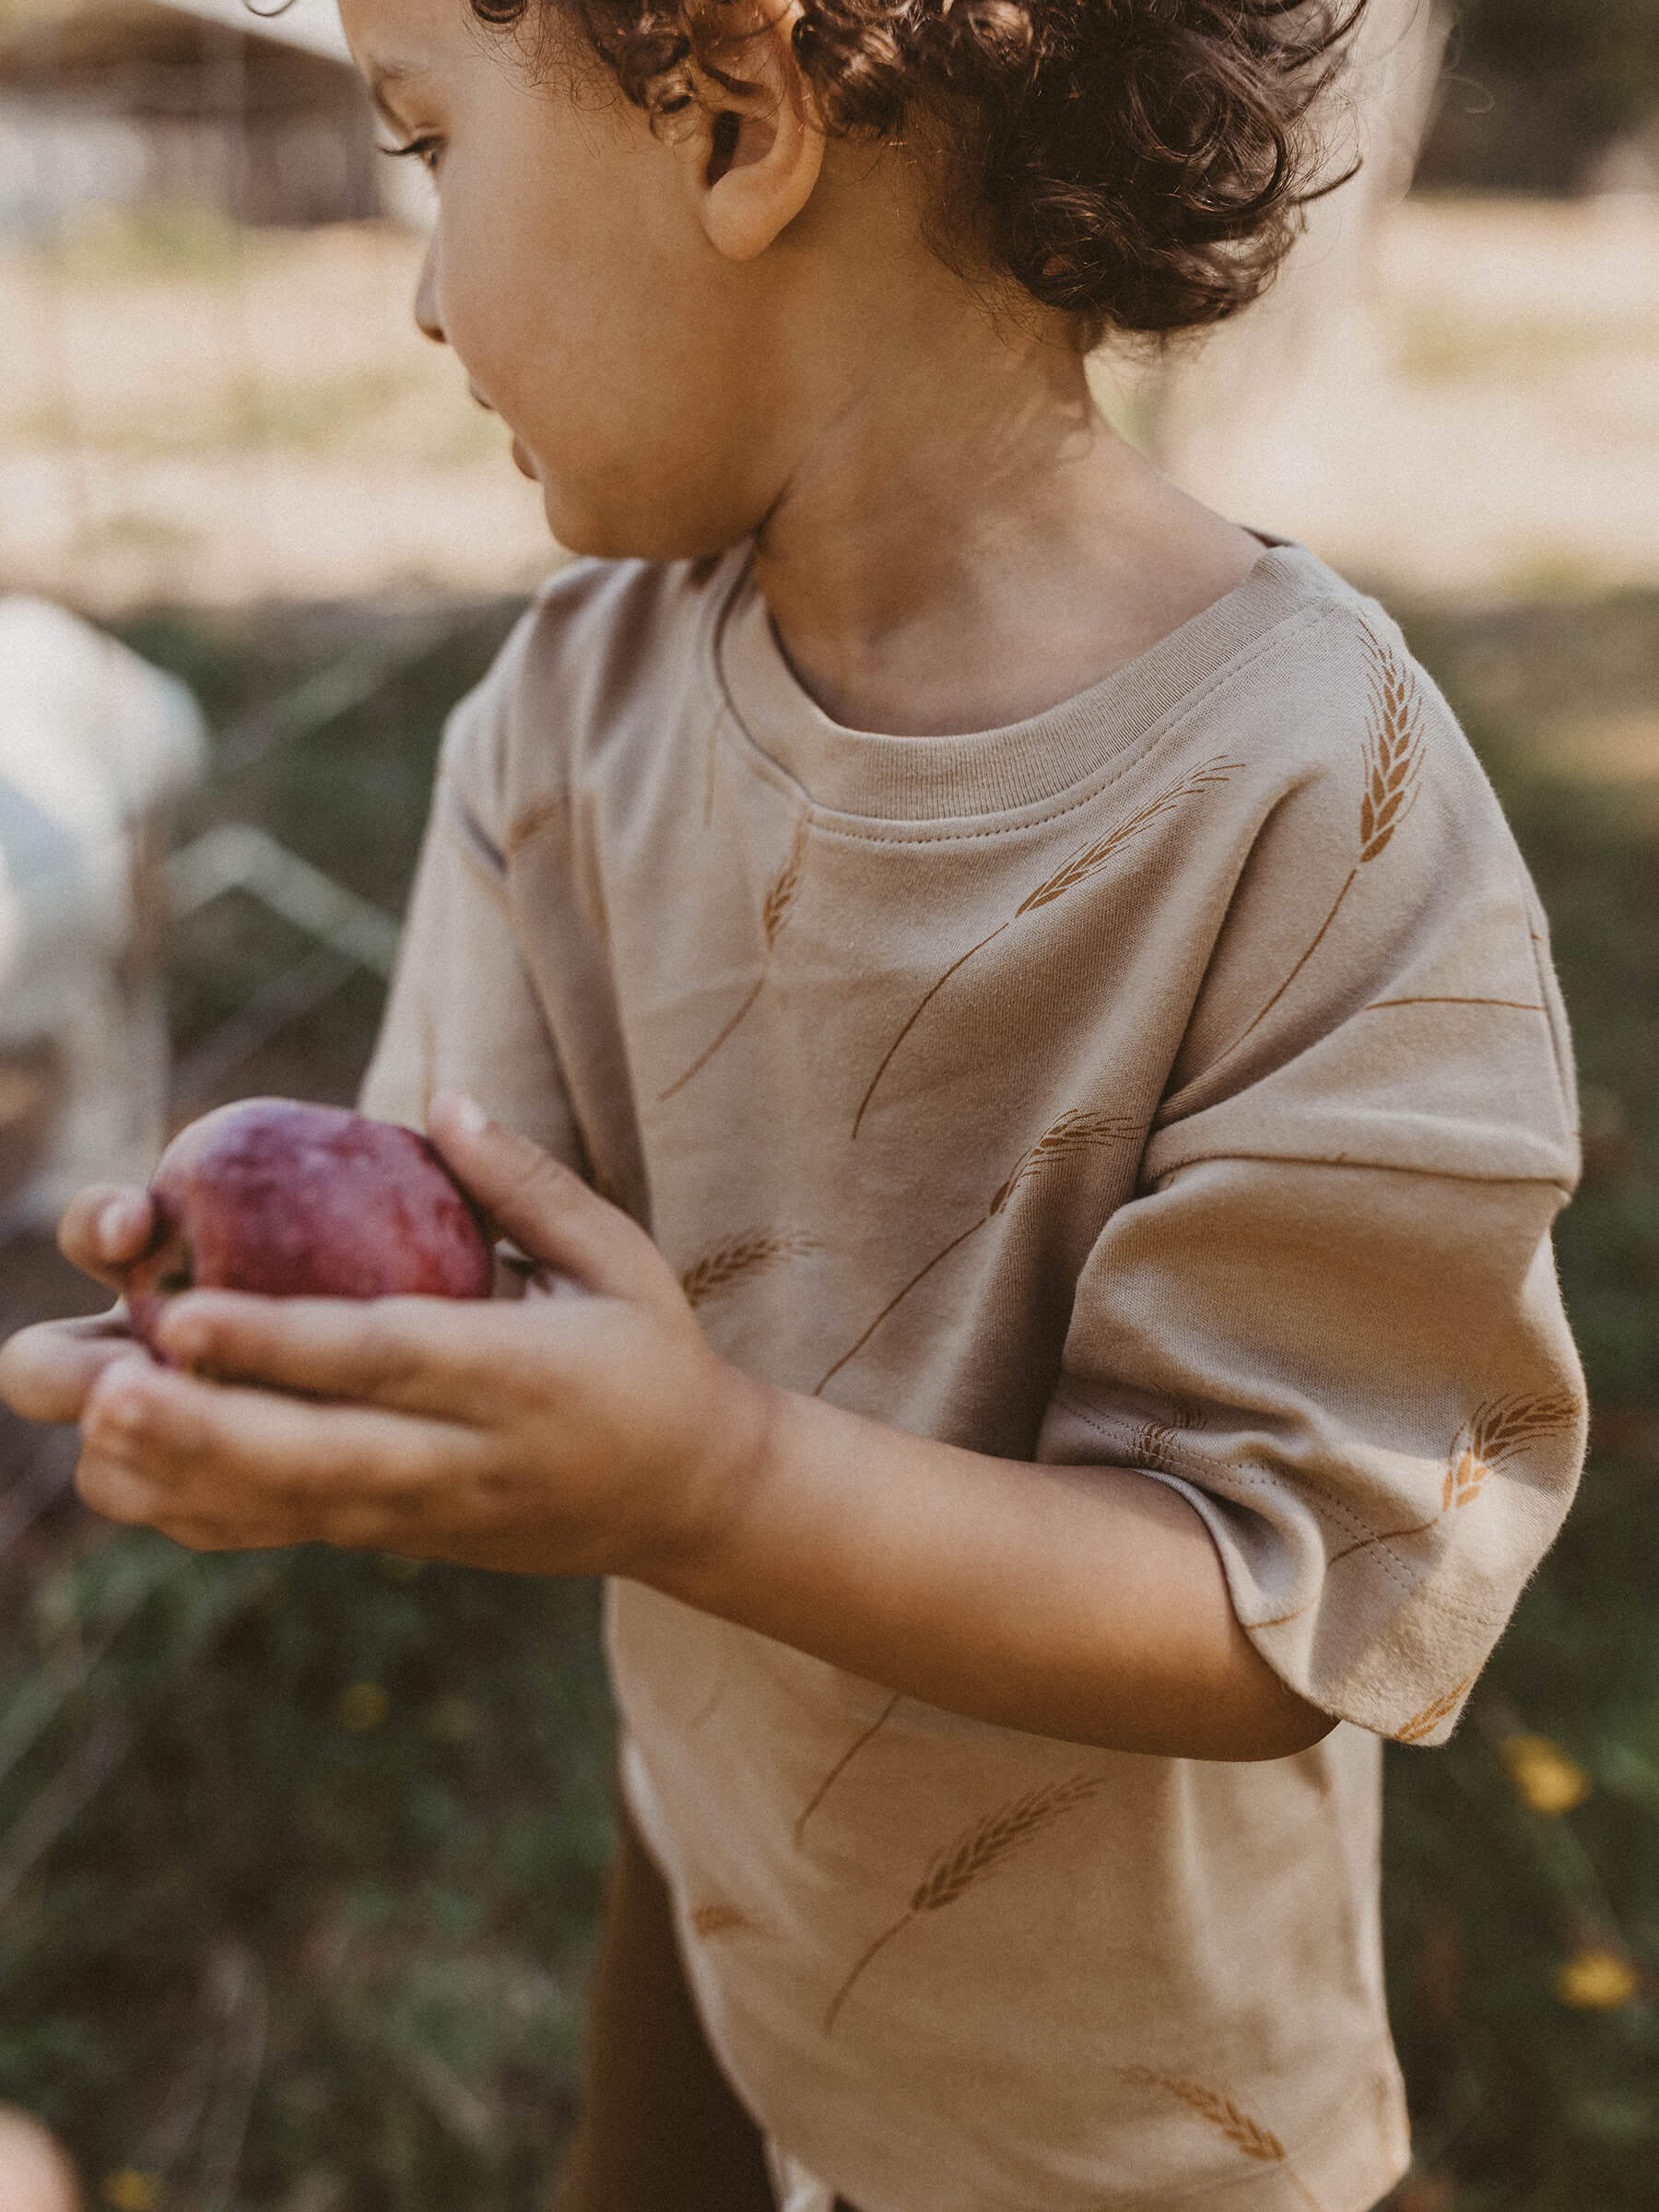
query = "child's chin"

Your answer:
(543, 483), (754, 568)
